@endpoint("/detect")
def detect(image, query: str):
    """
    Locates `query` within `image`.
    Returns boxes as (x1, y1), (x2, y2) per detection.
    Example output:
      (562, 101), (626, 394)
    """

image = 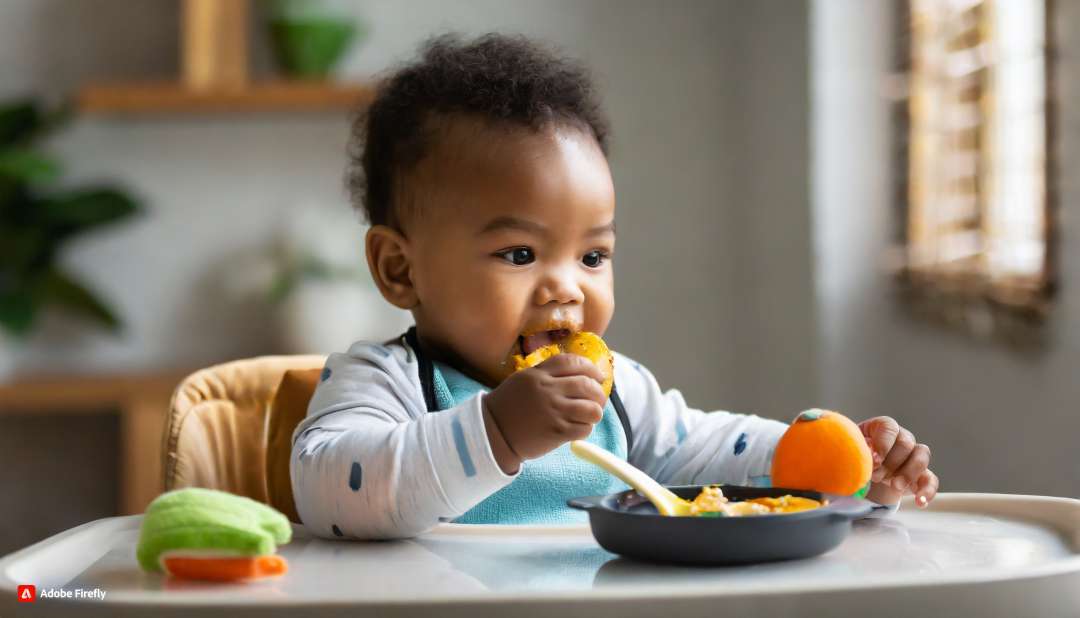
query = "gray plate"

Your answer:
(568, 484), (878, 565)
